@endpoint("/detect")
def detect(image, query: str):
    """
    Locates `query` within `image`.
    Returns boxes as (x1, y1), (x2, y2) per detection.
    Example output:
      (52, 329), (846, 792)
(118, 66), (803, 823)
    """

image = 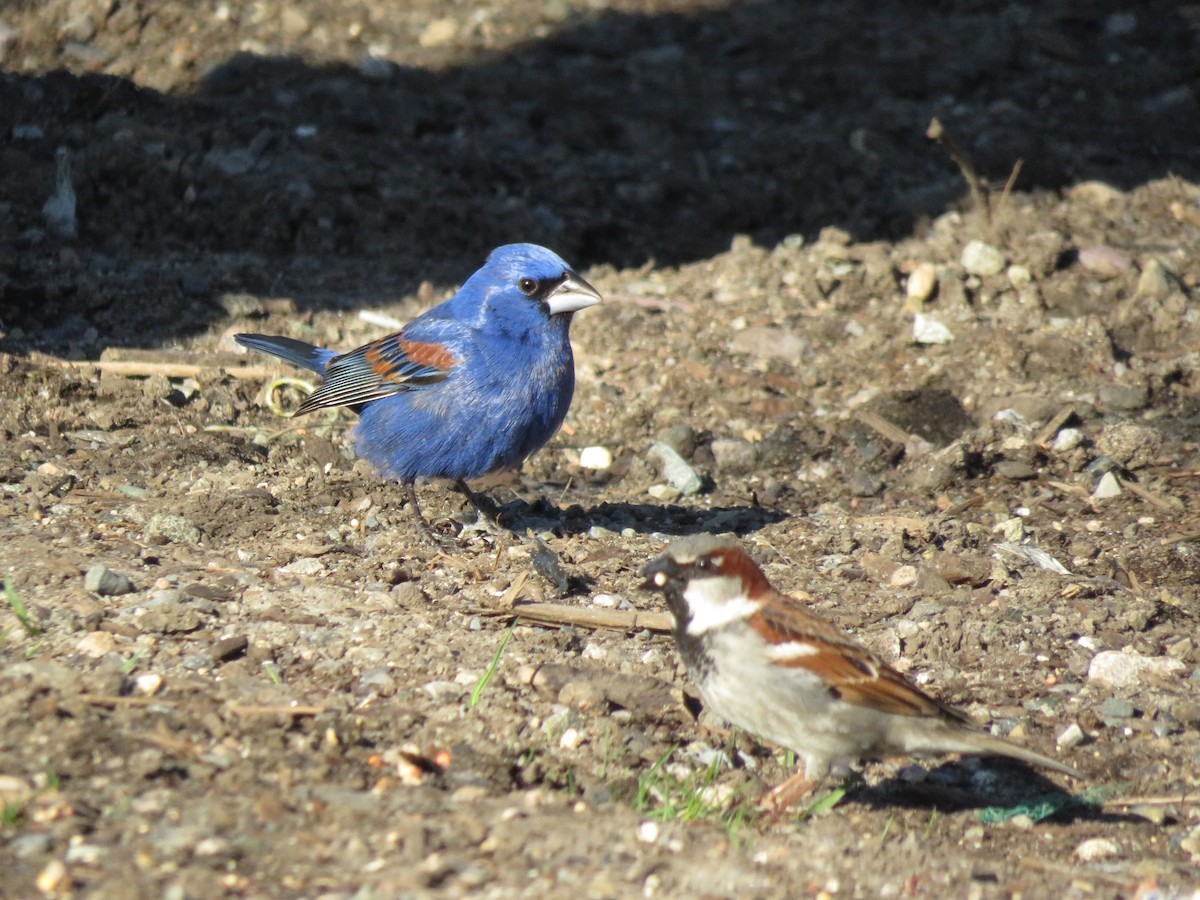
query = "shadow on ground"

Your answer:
(1, 0), (1197, 352)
